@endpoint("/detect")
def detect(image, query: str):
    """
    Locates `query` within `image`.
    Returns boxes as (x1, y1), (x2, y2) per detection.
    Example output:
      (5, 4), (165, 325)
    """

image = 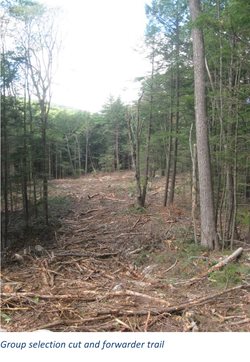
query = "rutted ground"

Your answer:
(1, 171), (249, 331)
